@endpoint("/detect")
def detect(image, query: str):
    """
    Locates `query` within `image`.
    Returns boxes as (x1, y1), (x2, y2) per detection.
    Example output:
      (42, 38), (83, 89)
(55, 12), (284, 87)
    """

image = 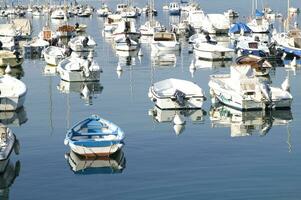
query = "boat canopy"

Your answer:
(229, 22), (252, 34)
(255, 9), (264, 17)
